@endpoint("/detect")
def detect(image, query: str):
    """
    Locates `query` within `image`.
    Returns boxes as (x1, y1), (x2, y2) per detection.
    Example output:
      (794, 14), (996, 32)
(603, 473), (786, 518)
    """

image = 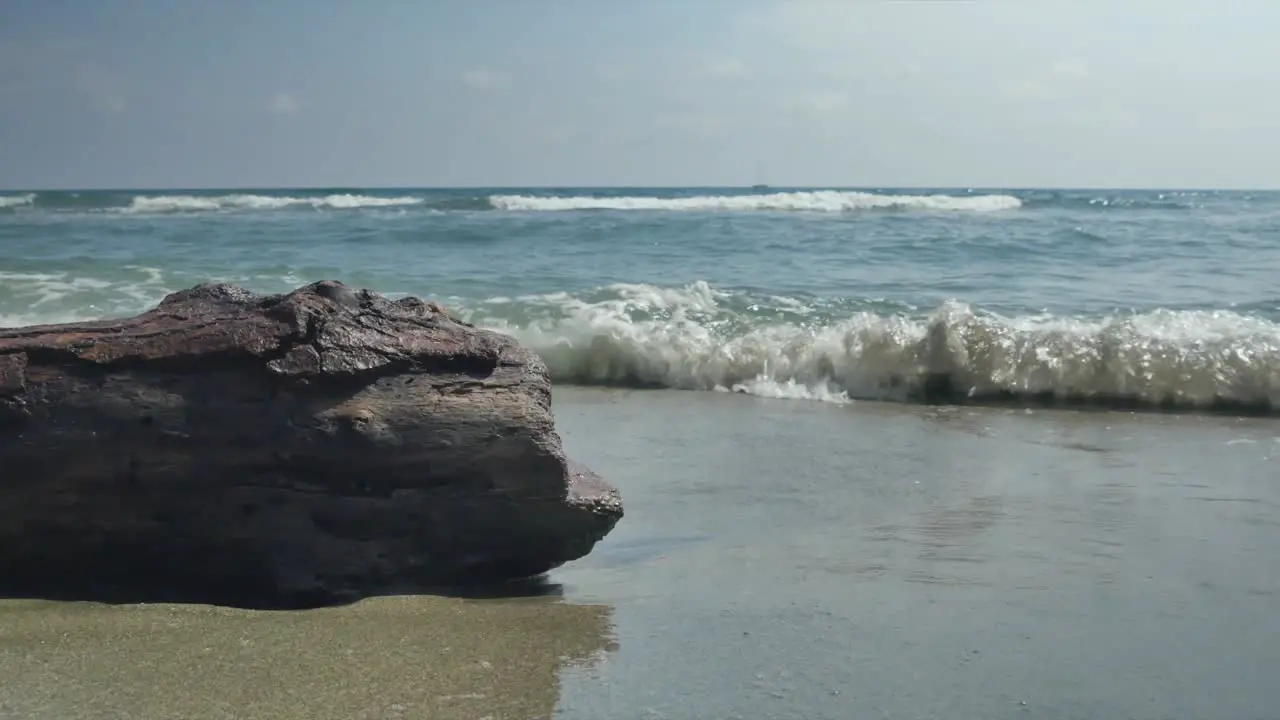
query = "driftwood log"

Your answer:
(0, 280), (623, 608)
